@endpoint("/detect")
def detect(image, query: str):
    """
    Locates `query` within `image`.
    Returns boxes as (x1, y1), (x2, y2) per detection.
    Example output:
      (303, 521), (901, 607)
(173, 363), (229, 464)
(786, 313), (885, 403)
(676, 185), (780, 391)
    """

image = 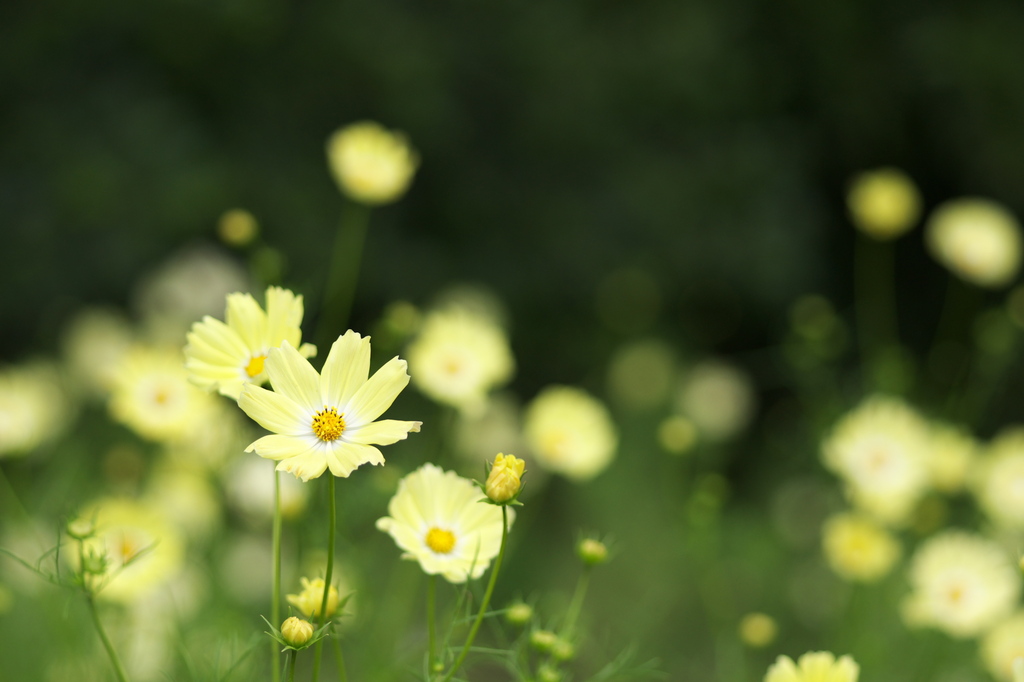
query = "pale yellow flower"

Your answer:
(109, 346), (216, 443)
(326, 121), (418, 205)
(982, 612), (1024, 682)
(764, 652), (859, 682)
(973, 428), (1024, 529)
(847, 168), (921, 240)
(821, 512), (900, 582)
(928, 422), (977, 494)
(676, 360), (756, 441)
(376, 464), (511, 583)
(902, 530), (1020, 638)
(287, 577), (339, 619)
(61, 307), (134, 398)
(75, 497), (185, 603)
(238, 331), (421, 481)
(738, 612), (777, 648)
(185, 286), (315, 400)
(606, 339), (677, 410)
(217, 209), (259, 247)
(523, 386), (617, 482)
(485, 453), (526, 504)
(0, 362), (70, 457)
(407, 306), (514, 415)
(821, 396), (931, 525)
(926, 198), (1022, 288)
